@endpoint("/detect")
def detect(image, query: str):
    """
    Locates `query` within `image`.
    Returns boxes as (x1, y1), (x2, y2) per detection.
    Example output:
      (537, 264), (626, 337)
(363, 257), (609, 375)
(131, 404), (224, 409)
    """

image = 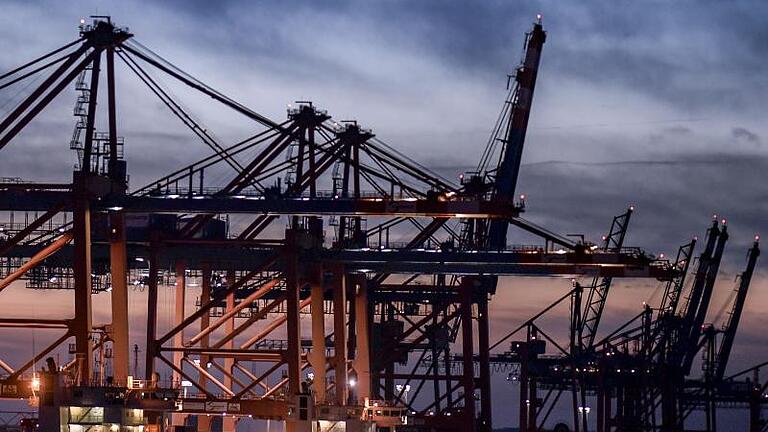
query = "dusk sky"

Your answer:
(1, 1), (767, 429)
